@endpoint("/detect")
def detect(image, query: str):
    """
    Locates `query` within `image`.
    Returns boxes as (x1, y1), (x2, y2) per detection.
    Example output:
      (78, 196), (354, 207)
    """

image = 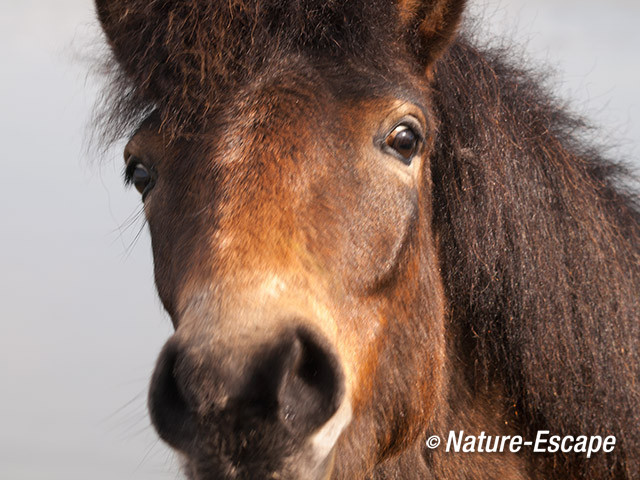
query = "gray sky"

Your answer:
(1, 1), (638, 479)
